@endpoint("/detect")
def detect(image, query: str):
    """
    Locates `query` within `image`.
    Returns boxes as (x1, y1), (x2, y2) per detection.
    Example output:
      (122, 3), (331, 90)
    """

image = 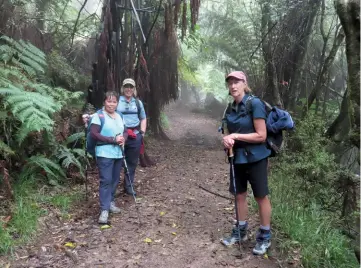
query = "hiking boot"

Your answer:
(125, 185), (136, 196)
(109, 202), (121, 214)
(221, 223), (248, 246)
(253, 229), (271, 255)
(98, 210), (109, 224)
